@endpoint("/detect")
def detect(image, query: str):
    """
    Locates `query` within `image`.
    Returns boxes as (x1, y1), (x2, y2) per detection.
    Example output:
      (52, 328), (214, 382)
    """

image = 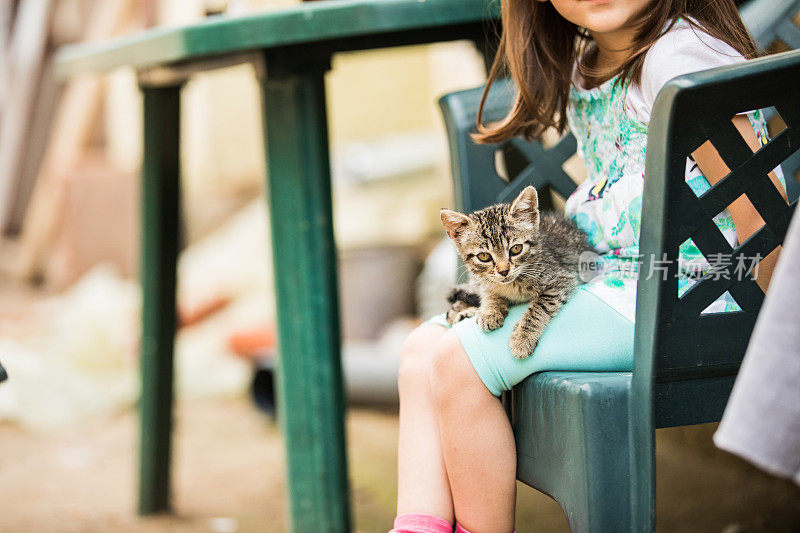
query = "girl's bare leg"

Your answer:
(396, 323), (454, 522)
(431, 329), (516, 532)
